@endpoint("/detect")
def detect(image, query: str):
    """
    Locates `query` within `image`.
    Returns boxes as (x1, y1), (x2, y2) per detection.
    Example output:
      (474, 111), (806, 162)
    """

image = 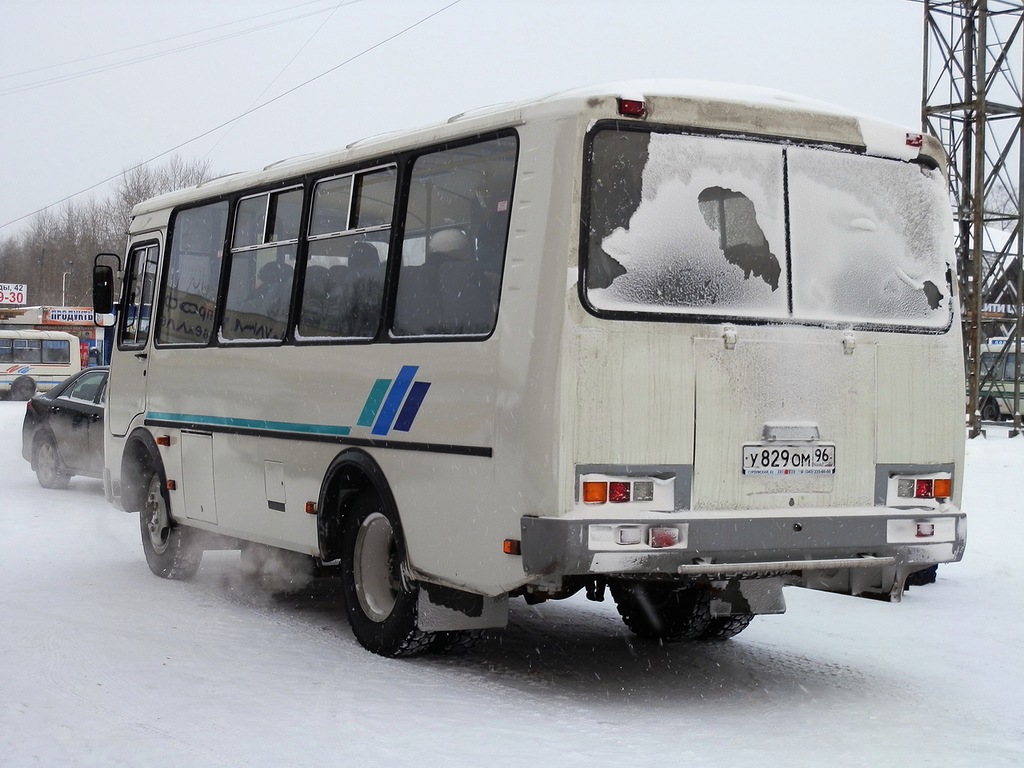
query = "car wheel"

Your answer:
(340, 489), (434, 657)
(139, 469), (202, 580)
(34, 433), (70, 490)
(10, 375), (36, 401)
